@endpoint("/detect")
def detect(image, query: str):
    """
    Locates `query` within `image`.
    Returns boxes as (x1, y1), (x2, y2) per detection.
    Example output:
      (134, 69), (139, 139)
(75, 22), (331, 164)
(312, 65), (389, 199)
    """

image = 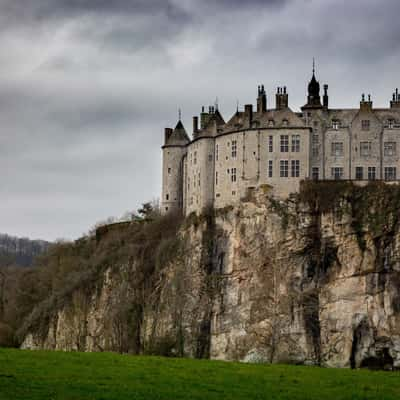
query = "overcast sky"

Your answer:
(1, 0), (399, 241)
